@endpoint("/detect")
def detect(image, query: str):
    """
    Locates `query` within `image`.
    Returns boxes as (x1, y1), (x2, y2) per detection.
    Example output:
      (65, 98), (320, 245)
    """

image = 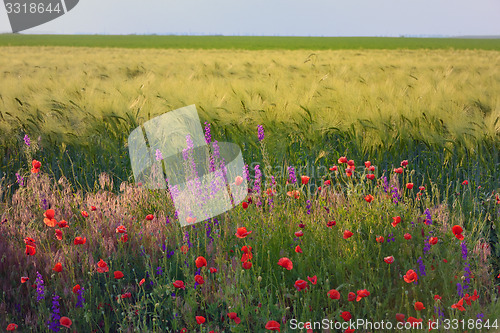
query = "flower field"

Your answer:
(1, 127), (500, 332)
(0, 43), (500, 332)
